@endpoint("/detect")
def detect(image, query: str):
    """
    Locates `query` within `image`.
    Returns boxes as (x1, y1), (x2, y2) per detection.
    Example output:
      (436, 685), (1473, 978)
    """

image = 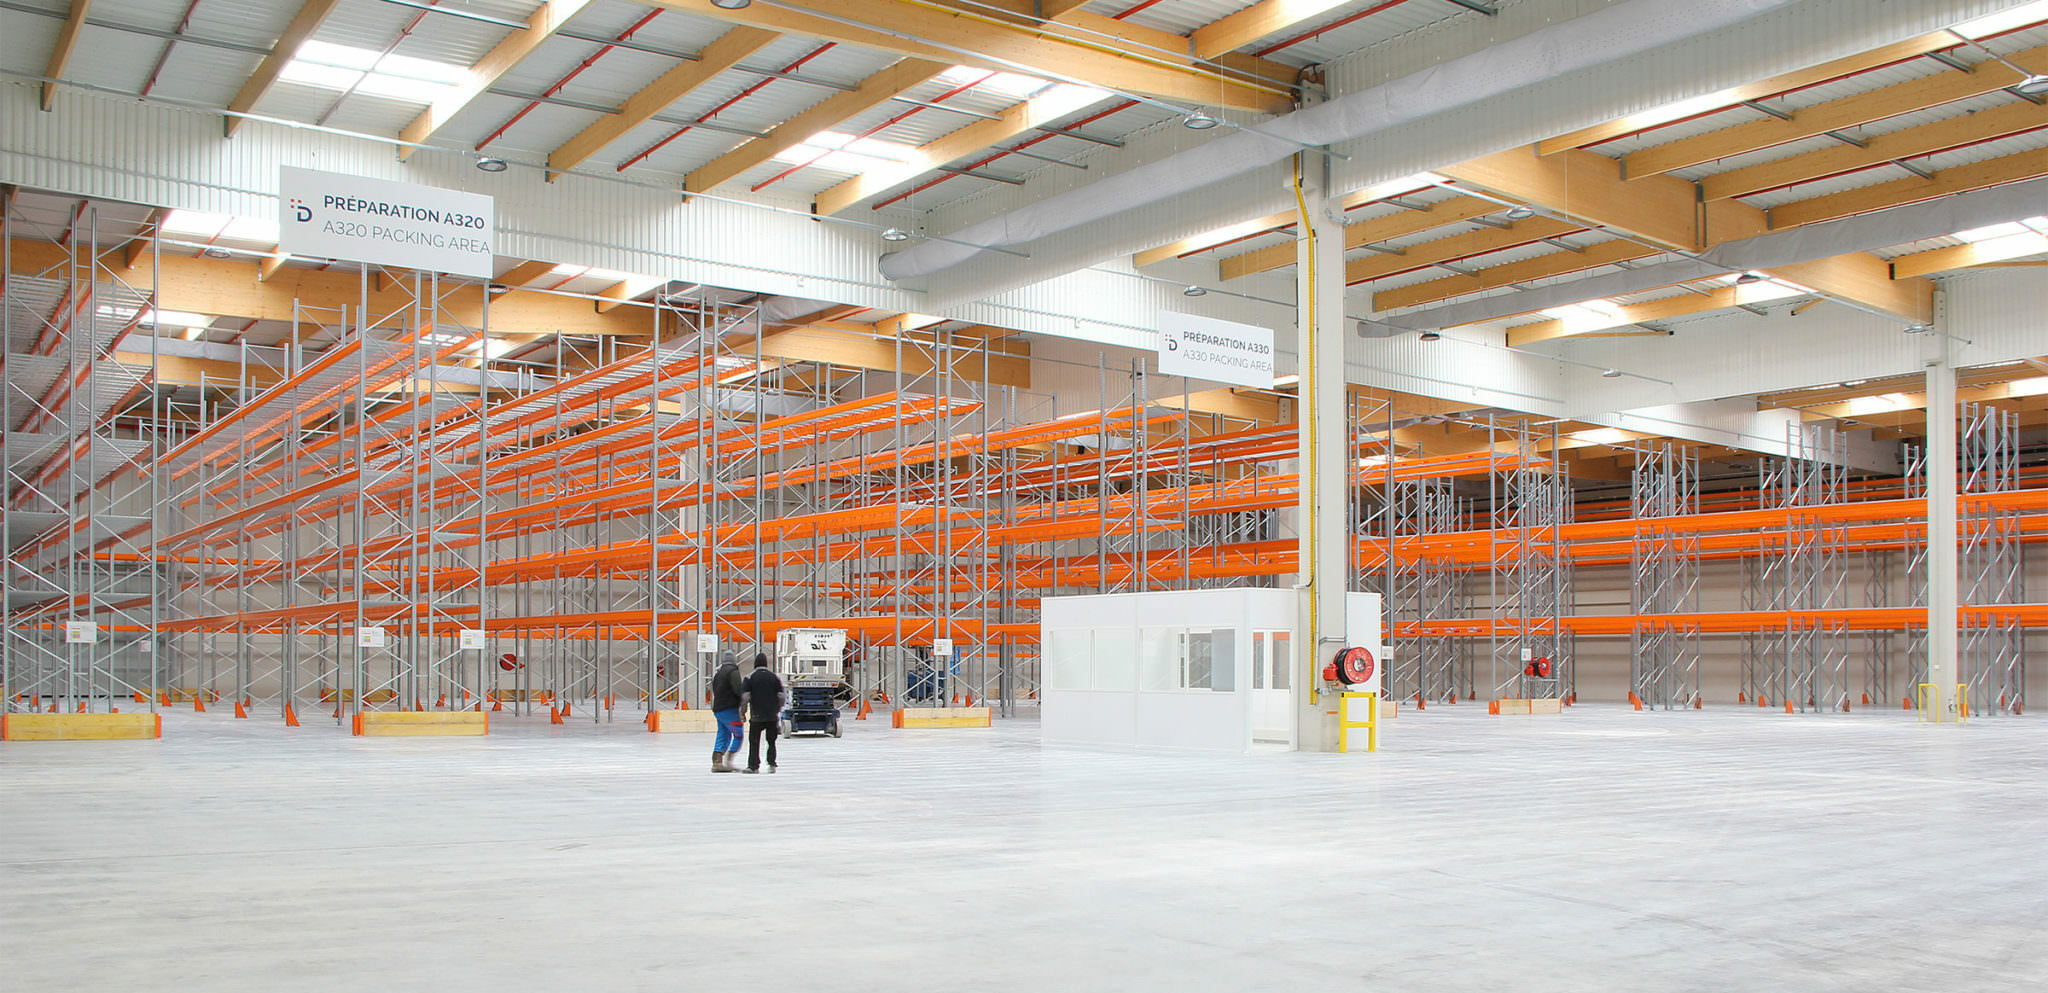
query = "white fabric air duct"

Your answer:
(878, 0), (1797, 282)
